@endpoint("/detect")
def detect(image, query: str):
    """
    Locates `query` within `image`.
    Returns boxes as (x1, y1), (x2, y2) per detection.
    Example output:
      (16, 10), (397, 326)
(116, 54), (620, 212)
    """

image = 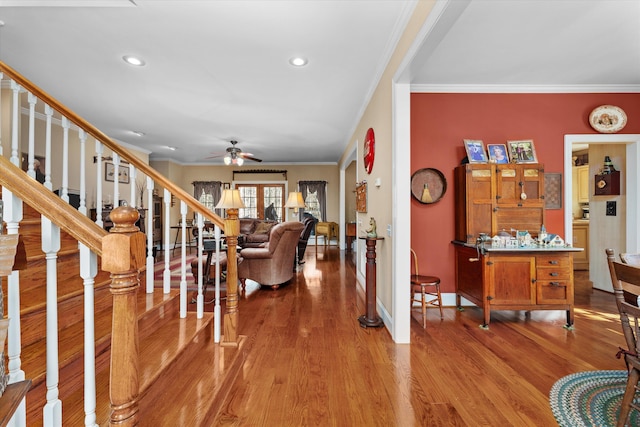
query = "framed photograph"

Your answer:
(507, 139), (538, 164)
(463, 139), (488, 163)
(223, 182), (231, 190)
(486, 144), (510, 164)
(105, 162), (130, 184)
